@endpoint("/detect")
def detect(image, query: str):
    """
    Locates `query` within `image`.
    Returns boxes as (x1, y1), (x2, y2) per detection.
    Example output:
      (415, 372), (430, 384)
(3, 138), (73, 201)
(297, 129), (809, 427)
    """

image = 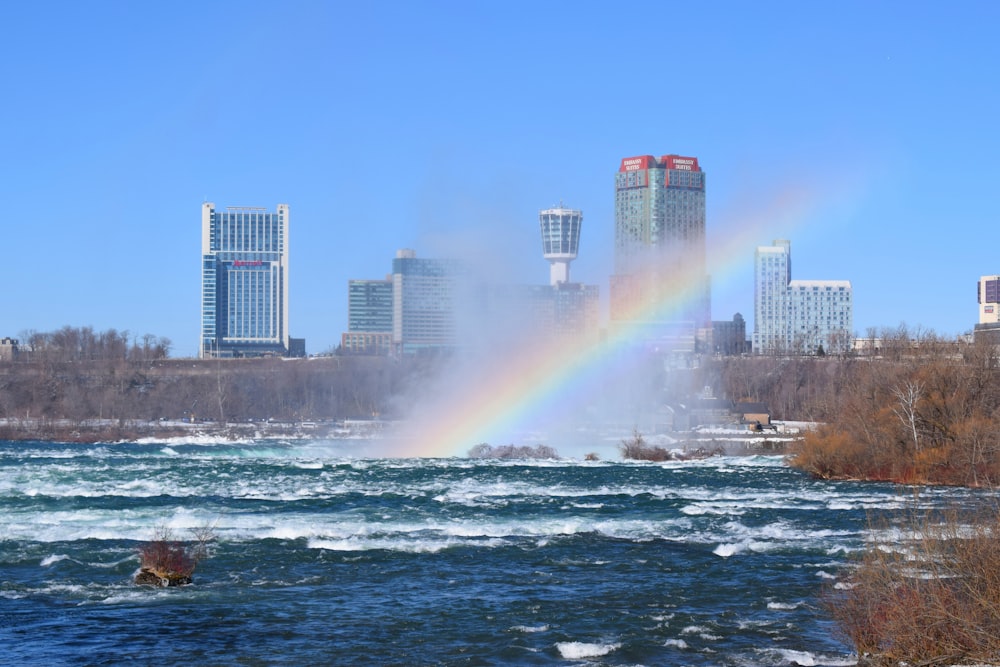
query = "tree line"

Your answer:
(706, 326), (1000, 486)
(0, 326), (440, 440)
